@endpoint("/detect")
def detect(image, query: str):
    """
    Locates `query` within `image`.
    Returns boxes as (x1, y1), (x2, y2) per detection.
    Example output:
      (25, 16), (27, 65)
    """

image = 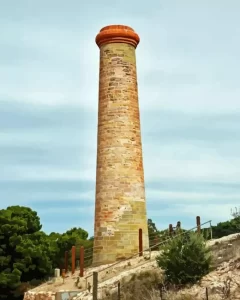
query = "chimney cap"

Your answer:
(95, 25), (140, 49)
